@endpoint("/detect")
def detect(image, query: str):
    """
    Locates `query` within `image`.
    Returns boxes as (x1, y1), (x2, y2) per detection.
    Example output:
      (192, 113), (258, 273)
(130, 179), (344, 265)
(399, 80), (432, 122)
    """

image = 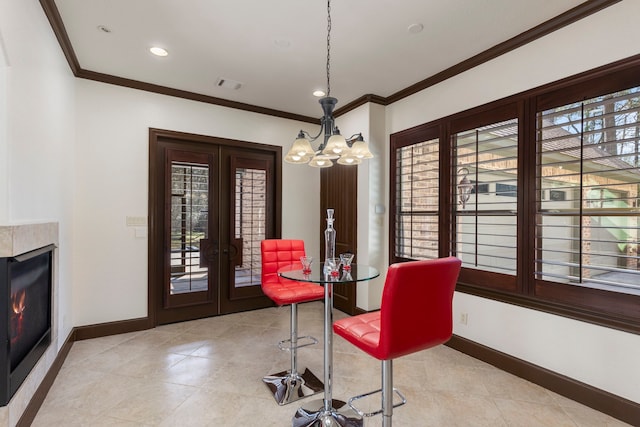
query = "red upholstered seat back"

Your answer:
(378, 257), (461, 360)
(260, 239), (324, 306)
(261, 239), (306, 286)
